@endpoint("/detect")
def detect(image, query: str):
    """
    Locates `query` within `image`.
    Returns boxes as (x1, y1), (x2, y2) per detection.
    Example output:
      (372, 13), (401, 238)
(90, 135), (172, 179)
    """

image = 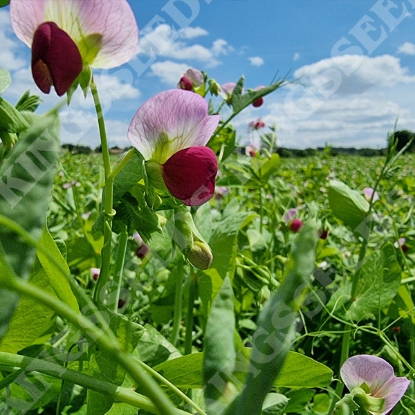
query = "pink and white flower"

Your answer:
(10, 0), (138, 96)
(341, 355), (410, 415)
(128, 89), (220, 206)
(177, 68), (204, 92)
